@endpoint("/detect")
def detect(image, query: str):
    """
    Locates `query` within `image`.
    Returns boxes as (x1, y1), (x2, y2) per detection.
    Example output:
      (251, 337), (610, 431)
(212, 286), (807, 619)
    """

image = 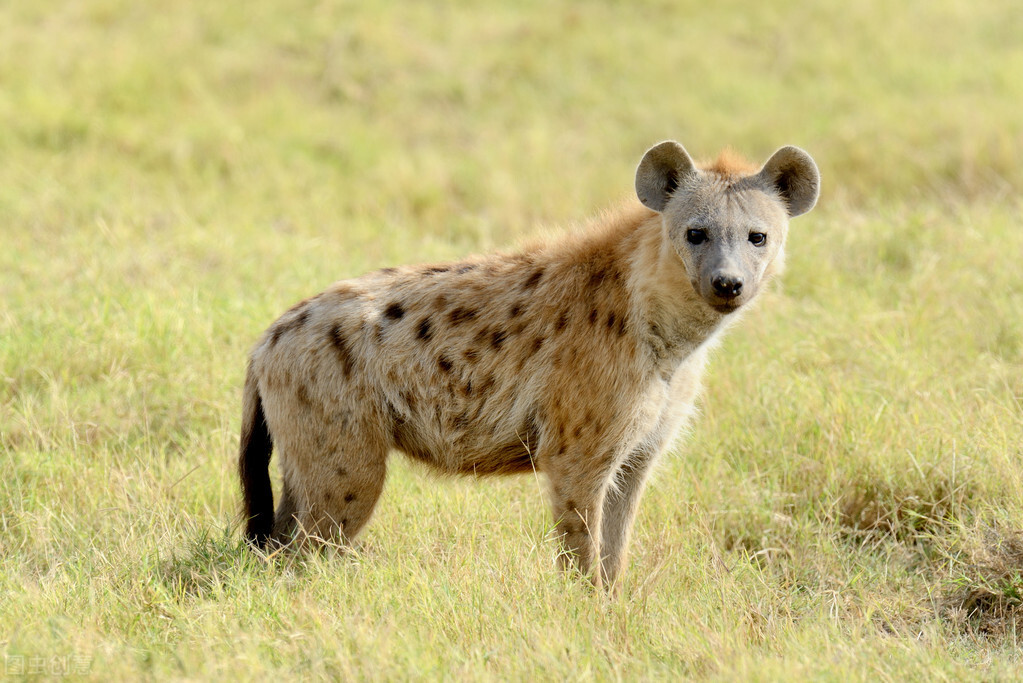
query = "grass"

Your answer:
(1, 0), (1022, 678)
